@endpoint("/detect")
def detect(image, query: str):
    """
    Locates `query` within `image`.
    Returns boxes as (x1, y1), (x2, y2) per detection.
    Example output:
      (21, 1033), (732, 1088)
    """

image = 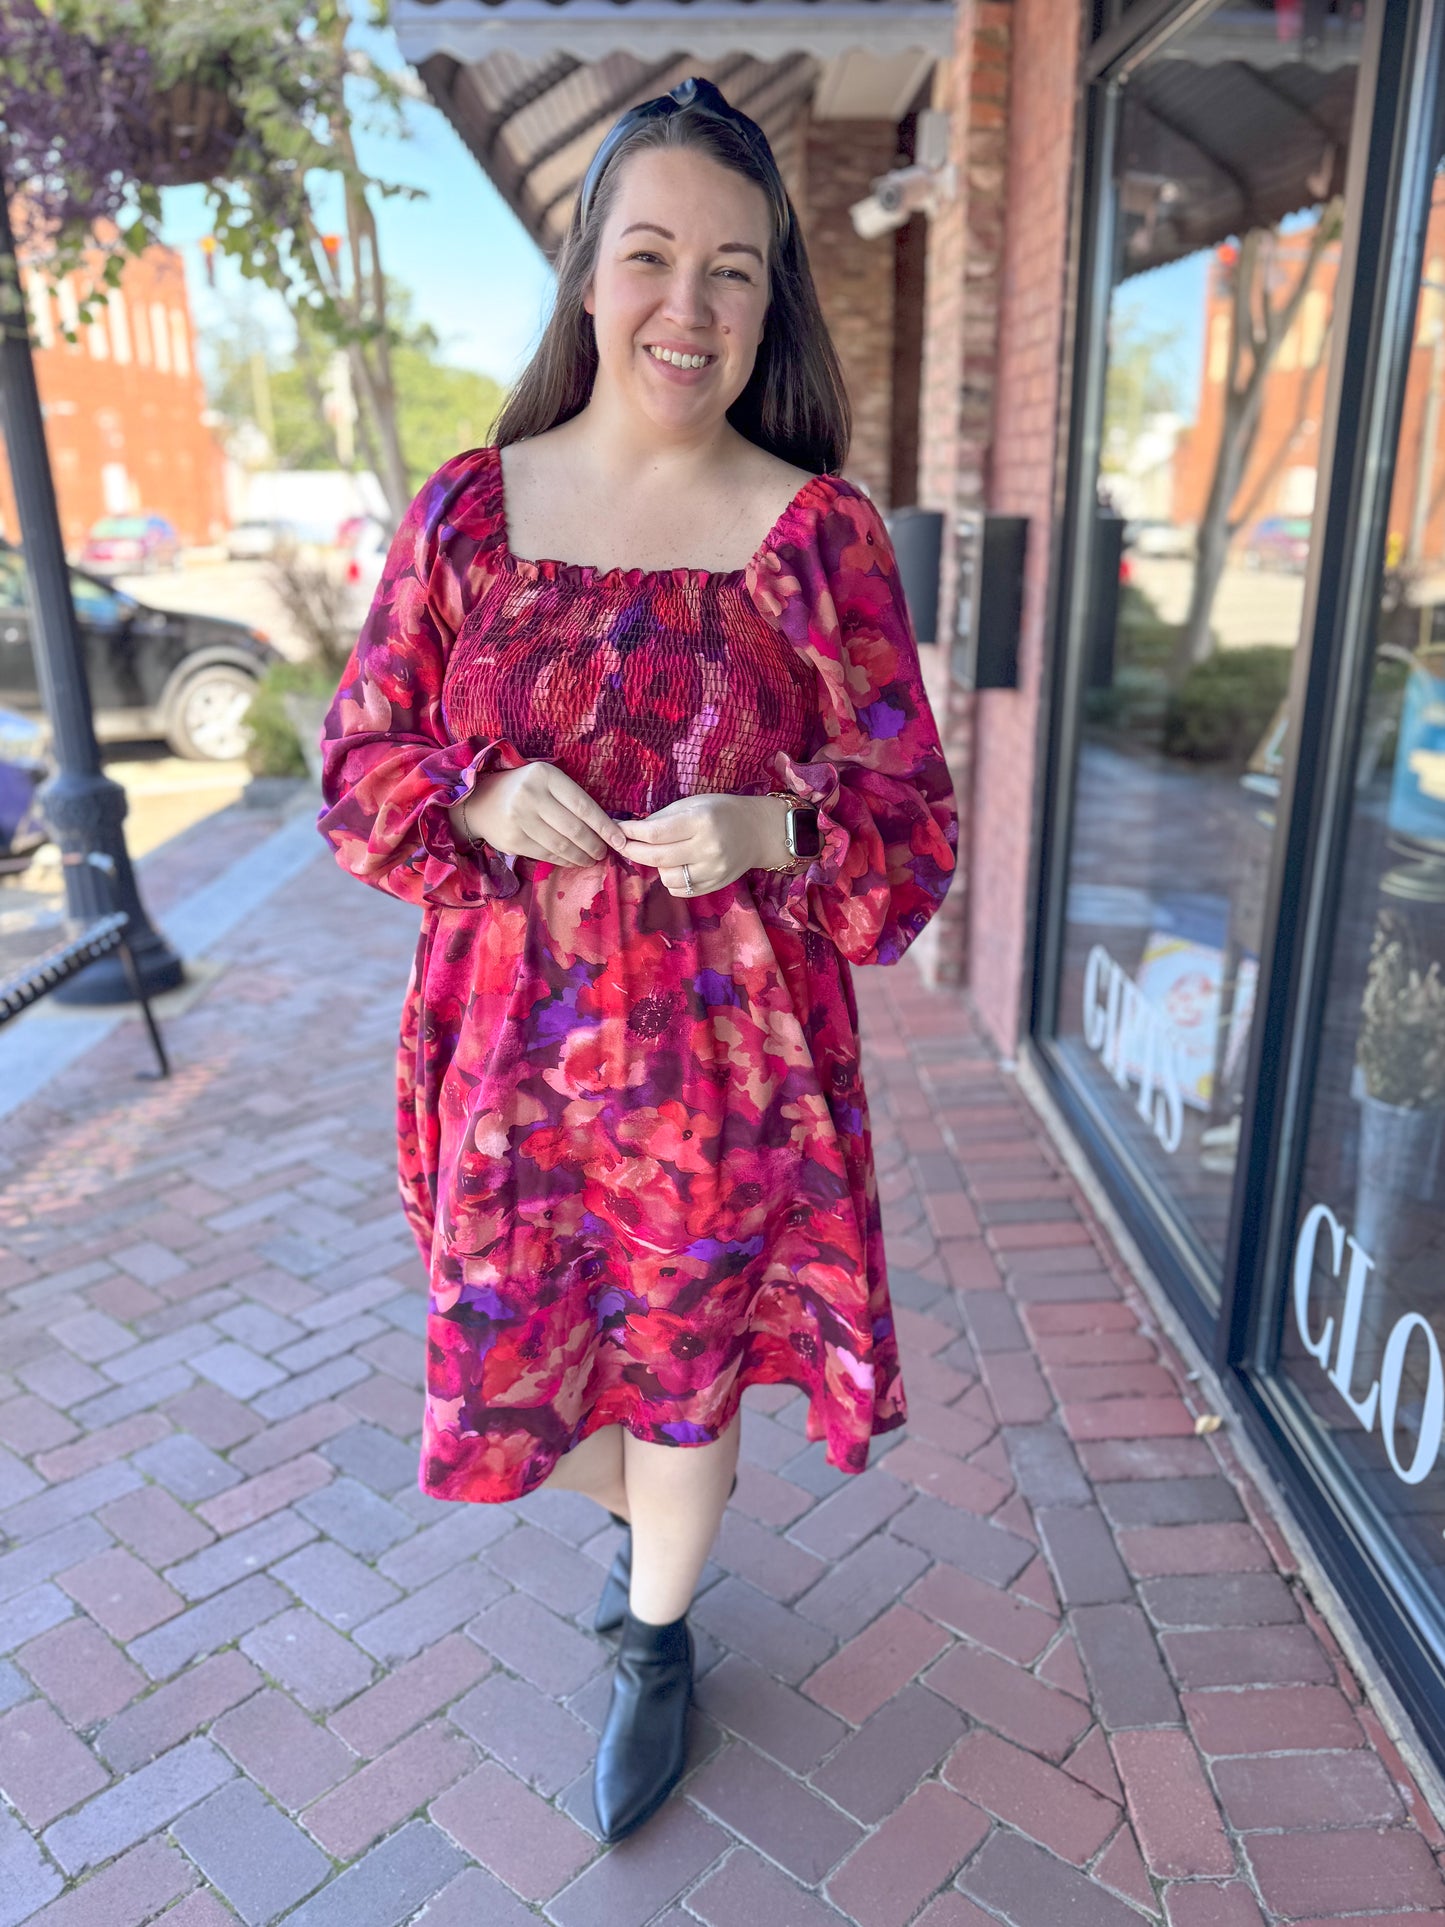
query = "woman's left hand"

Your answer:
(614, 794), (789, 896)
